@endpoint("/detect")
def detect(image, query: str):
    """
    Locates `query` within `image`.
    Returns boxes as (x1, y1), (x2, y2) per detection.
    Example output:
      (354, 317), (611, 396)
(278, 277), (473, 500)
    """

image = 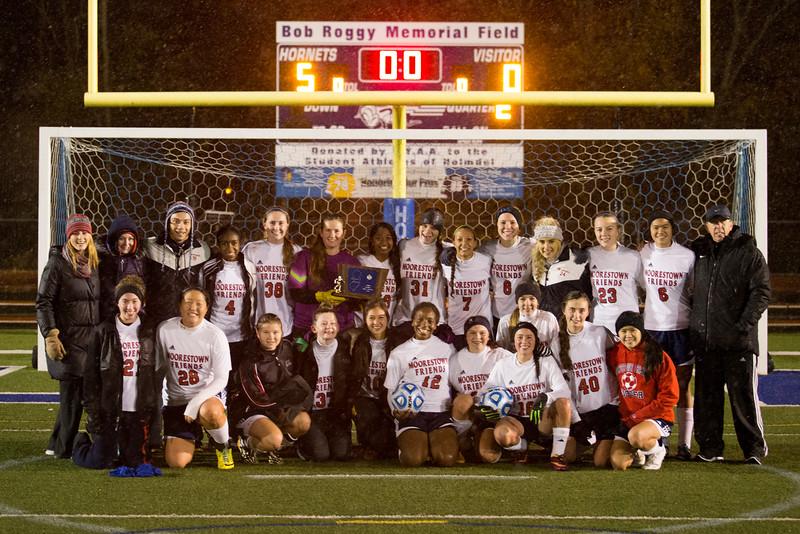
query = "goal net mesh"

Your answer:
(48, 132), (756, 251)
